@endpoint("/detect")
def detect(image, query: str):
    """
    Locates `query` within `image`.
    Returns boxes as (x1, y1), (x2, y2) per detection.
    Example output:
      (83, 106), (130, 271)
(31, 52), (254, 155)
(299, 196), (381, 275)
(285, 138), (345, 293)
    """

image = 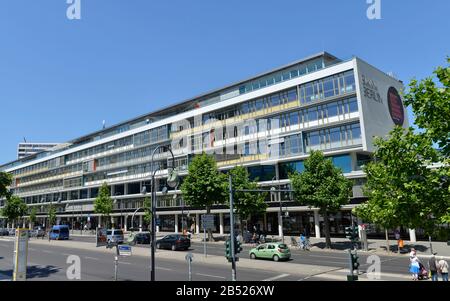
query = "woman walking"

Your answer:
(409, 249), (420, 281)
(438, 257), (449, 281)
